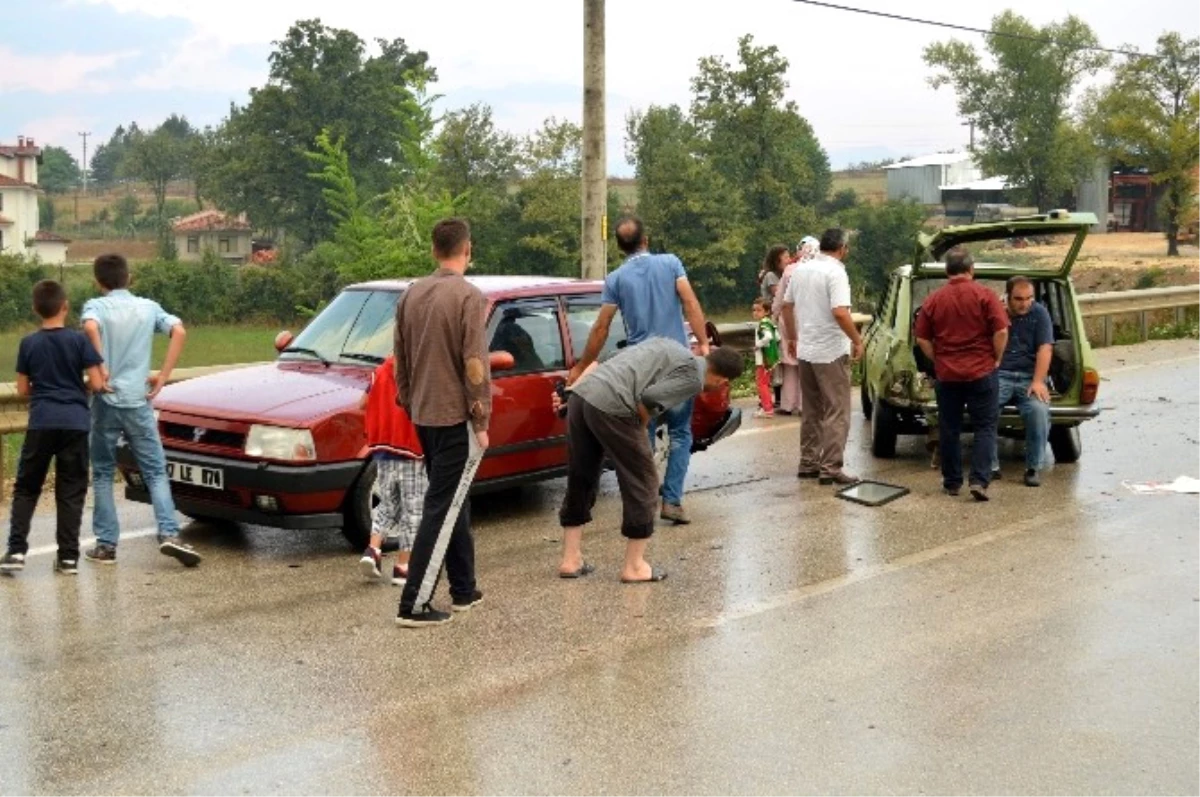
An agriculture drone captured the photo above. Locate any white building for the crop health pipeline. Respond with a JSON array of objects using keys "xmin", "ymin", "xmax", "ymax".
[
  {"xmin": 0, "ymin": 136, "xmax": 70, "ymax": 264},
  {"xmin": 883, "ymin": 152, "xmax": 981, "ymax": 205}
]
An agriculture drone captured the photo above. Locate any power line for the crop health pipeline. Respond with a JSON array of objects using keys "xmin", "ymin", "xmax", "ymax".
[{"xmin": 788, "ymin": 0, "xmax": 1163, "ymax": 60}]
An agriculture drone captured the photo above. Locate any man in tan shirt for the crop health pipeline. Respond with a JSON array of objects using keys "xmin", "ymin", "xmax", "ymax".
[{"xmin": 393, "ymin": 218, "xmax": 491, "ymax": 627}]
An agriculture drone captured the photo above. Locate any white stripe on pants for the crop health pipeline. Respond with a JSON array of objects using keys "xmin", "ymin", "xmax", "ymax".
[{"xmin": 413, "ymin": 432, "xmax": 483, "ymax": 609}]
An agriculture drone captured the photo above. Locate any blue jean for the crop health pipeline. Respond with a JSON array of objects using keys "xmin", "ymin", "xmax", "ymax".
[
  {"xmin": 990, "ymin": 370, "xmax": 1050, "ymax": 472},
  {"xmin": 91, "ymin": 401, "xmax": 179, "ymax": 546},
  {"xmin": 648, "ymin": 397, "xmax": 694, "ymax": 506},
  {"xmin": 935, "ymin": 372, "xmax": 999, "ymax": 490}
]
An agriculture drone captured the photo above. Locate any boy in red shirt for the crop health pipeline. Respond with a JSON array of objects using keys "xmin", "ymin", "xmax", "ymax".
[{"xmin": 358, "ymin": 356, "xmax": 426, "ymax": 585}]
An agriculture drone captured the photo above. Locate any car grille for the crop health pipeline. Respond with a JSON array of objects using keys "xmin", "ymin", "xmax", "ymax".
[
  {"xmin": 162, "ymin": 423, "xmax": 245, "ymax": 450},
  {"xmin": 169, "ymin": 482, "xmax": 243, "ymax": 506}
]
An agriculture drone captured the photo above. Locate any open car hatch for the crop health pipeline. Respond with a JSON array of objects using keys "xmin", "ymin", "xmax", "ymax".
[{"xmin": 913, "ymin": 210, "xmax": 1098, "ymax": 278}]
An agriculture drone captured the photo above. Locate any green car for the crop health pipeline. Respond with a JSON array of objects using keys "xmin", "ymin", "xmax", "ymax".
[{"xmin": 861, "ymin": 211, "xmax": 1102, "ymax": 463}]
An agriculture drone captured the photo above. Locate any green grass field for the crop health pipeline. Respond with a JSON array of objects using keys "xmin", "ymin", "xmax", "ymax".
[
  {"xmin": 0, "ymin": 324, "xmax": 282, "ymax": 377},
  {"xmin": 1, "ymin": 325, "xmax": 282, "ymax": 480}
]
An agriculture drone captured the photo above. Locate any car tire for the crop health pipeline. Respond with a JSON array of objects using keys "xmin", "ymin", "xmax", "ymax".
[
  {"xmin": 870, "ymin": 398, "xmax": 898, "ymax": 458},
  {"xmin": 342, "ymin": 459, "xmax": 377, "ymax": 550},
  {"xmin": 861, "ymin": 381, "xmax": 873, "ymax": 421},
  {"xmin": 1048, "ymin": 425, "xmax": 1082, "ymax": 464}
]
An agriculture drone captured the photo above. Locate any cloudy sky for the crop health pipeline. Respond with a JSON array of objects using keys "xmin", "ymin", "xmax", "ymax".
[{"xmin": 2, "ymin": 0, "xmax": 1196, "ymax": 175}]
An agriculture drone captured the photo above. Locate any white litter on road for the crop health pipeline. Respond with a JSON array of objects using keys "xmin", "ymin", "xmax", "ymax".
[{"xmin": 1121, "ymin": 476, "xmax": 1200, "ymax": 495}]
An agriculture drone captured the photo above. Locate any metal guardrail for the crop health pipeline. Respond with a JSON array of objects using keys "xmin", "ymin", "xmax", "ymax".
[
  {"xmin": 1077, "ymin": 285, "xmax": 1199, "ymax": 347},
  {"xmin": 715, "ymin": 313, "xmax": 873, "ymax": 354}
]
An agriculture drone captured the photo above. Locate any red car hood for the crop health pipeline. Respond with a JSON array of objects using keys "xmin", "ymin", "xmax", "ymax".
[{"xmin": 155, "ymin": 362, "xmax": 369, "ymax": 426}]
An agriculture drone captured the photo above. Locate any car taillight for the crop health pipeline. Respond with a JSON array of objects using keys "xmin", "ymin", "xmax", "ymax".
[{"xmin": 1081, "ymin": 368, "xmax": 1099, "ymax": 405}]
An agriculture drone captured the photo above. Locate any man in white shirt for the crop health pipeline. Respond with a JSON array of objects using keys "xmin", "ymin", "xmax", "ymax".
[{"xmin": 781, "ymin": 228, "xmax": 864, "ymax": 485}]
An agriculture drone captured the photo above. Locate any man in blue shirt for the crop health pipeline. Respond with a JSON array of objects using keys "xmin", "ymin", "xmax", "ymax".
[
  {"xmin": 81, "ymin": 254, "xmax": 200, "ymax": 567},
  {"xmin": 991, "ymin": 276, "xmax": 1054, "ymax": 487},
  {"xmin": 568, "ymin": 216, "xmax": 710, "ymax": 525}
]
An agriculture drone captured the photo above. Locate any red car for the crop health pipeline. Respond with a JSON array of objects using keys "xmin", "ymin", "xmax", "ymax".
[{"xmin": 118, "ymin": 277, "xmax": 742, "ymax": 548}]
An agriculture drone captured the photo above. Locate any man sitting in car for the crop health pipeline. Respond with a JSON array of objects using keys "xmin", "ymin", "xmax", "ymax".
[{"xmin": 990, "ymin": 276, "xmax": 1053, "ymax": 487}]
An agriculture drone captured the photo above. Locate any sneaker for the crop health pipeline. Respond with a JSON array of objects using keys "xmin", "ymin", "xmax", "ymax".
[
  {"xmin": 991, "ymin": 469, "xmax": 1003, "ymax": 481},
  {"xmin": 451, "ymin": 590, "xmax": 484, "ymax": 612},
  {"xmin": 1023, "ymin": 469, "xmax": 1041, "ymax": 487},
  {"xmin": 943, "ymin": 486, "xmax": 962, "ymax": 497},
  {"xmin": 0, "ymin": 552, "xmax": 25, "ymax": 572},
  {"xmin": 660, "ymin": 503, "xmax": 691, "ymax": 525},
  {"xmin": 85, "ymin": 544, "xmax": 117, "ymax": 564},
  {"xmin": 359, "ymin": 547, "xmax": 382, "ymax": 580},
  {"xmin": 796, "ymin": 470, "xmax": 820, "ymax": 480},
  {"xmin": 391, "ymin": 563, "xmax": 409, "ymax": 586},
  {"xmin": 159, "ymin": 539, "xmax": 202, "ymax": 567},
  {"xmin": 395, "ymin": 604, "xmax": 453, "ymax": 628},
  {"xmin": 969, "ymin": 484, "xmax": 990, "ymax": 502},
  {"xmin": 55, "ymin": 558, "xmax": 79, "ymax": 575},
  {"xmin": 819, "ymin": 471, "xmax": 860, "ymax": 486}
]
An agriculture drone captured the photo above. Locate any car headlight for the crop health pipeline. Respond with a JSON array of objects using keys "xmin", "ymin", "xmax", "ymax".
[{"xmin": 244, "ymin": 425, "xmax": 316, "ymax": 461}]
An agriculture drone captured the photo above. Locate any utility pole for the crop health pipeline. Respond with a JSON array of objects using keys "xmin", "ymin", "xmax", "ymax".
[
  {"xmin": 581, "ymin": 0, "xmax": 607, "ymax": 280},
  {"xmin": 962, "ymin": 120, "xmax": 975, "ymax": 149},
  {"xmin": 78, "ymin": 131, "xmax": 91, "ymax": 194}
]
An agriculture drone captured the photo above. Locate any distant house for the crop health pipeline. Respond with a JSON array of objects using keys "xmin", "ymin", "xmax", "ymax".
[
  {"xmin": 0, "ymin": 135, "xmax": 70, "ymax": 264},
  {"xmin": 883, "ymin": 152, "xmax": 981, "ymax": 205},
  {"xmin": 173, "ymin": 210, "xmax": 253, "ymax": 263},
  {"xmin": 940, "ymin": 176, "xmax": 1014, "ymax": 222}
]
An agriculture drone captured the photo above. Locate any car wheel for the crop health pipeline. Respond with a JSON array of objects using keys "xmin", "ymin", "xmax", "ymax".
[
  {"xmin": 341, "ymin": 459, "xmax": 377, "ymax": 550},
  {"xmin": 861, "ymin": 381, "xmax": 873, "ymax": 421},
  {"xmin": 870, "ymin": 398, "xmax": 898, "ymax": 458},
  {"xmin": 1048, "ymin": 425, "xmax": 1082, "ymax": 464}
]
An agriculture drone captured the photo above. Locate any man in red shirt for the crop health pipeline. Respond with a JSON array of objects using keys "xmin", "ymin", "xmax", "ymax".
[{"xmin": 915, "ymin": 247, "xmax": 1010, "ymax": 501}]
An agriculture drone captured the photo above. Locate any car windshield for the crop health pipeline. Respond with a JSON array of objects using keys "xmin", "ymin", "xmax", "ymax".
[{"xmin": 281, "ymin": 289, "xmax": 401, "ymax": 365}]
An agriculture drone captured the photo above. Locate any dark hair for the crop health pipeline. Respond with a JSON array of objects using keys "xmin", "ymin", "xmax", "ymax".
[
  {"xmin": 615, "ymin": 216, "xmax": 646, "ymax": 255},
  {"xmin": 94, "ymin": 253, "xmax": 130, "ymax": 290},
  {"xmin": 431, "ymin": 218, "xmax": 471, "ymax": 259},
  {"xmin": 763, "ymin": 245, "xmax": 790, "ymax": 276},
  {"xmin": 752, "ymin": 297, "xmax": 772, "ymax": 313},
  {"xmin": 819, "ymin": 228, "xmax": 848, "ymax": 253},
  {"xmin": 32, "ymin": 279, "xmax": 67, "ymax": 319},
  {"xmin": 705, "ymin": 347, "xmax": 745, "ymax": 380},
  {"xmin": 1006, "ymin": 275, "xmax": 1033, "ymax": 295},
  {"xmin": 945, "ymin": 246, "xmax": 974, "ymax": 276}
]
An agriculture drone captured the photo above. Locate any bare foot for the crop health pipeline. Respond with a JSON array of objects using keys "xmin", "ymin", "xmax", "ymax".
[{"xmin": 620, "ymin": 560, "xmax": 652, "ymax": 582}]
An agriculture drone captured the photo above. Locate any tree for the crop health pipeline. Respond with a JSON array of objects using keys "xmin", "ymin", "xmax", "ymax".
[
  {"xmin": 625, "ymin": 104, "xmax": 748, "ymax": 308},
  {"xmin": 924, "ymin": 11, "xmax": 1109, "ymax": 211},
  {"xmin": 38, "ymin": 146, "xmax": 81, "ymax": 193},
  {"xmin": 88, "ymin": 124, "xmax": 141, "ymax": 189},
  {"xmin": 432, "ymin": 103, "xmax": 522, "ymax": 270},
  {"xmin": 510, "ymin": 118, "xmax": 585, "ymax": 277},
  {"xmin": 38, "ymin": 194, "xmax": 56, "ymax": 230},
  {"xmin": 207, "ymin": 19, "xmax": 435, "ymax": 247},
  {"xmin": 122, "ymin": 127, "xmax": 187, "ymax": 257},
  {"xmin": 1087, "ymin": 33, "xmax": 1199, "ymax": 255},
  {"xmin": 689, "ymin": 35, "xmax": 830, "ymax": 300},
  {"xmin": 844, "ymin": 200, "xmax": 930, "ymax": 306}
]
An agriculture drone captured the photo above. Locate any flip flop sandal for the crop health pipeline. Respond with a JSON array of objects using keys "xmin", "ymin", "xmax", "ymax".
[
  {"xmin": 620, "ymin": 566, "xmax": 668, "ymax": 584},
  {"xmin": 559, "ymin": 562, "xmax": 596, "ymax": 579}
]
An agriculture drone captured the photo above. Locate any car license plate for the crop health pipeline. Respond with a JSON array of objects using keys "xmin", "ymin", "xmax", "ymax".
[{"xmin": 166, "ymin": 461, "xmax": 224, "ymax": 490}]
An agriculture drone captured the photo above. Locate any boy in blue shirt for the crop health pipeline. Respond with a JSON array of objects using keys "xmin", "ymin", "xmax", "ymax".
[
  {"xmin": 81, "ymin": 254, "xmax": 201, "ymax": 567},
  {"xmin": 1, "ymin": 281, "xmax": 105, "ymax": 575}
]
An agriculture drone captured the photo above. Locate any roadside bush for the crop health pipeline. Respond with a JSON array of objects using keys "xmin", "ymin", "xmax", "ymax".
[
  {"xmin": 233, "ymin": 265, "xmax": 301, "ymax": 324},
  {"xmin": 0, "ymin": 254, "xmax": 45, "ymax": 329}
]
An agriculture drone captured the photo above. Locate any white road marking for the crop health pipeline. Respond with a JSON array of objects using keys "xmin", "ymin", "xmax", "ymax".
[
  {"xmin": 24, "ymin": 527, "xmax": 160, "ymax": 559},
  {"xmin": 700, "ymin": 512, "xmax": 1053, "ymax": 629}
]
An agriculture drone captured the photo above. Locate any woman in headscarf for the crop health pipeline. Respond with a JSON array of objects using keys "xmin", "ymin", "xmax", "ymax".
[{"xmin": 771, "ymin": 236, "xmax": 818, "ymax": 415}]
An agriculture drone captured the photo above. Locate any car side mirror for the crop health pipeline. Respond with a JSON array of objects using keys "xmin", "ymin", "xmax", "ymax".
[
  {"xmin": 705, "ymin": 320, "xmax": 722, "ymax": 347},
  {"xmin": 489, "ymin": 350, "xmax": 515, "ymax": 372},
  {"xmin": 274, "ymin": 330, "xmax": 294, "ymax": 352}
]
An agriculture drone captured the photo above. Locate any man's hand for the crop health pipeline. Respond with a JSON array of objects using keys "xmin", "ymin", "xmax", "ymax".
[
  {"xmin": 475, "ymin": 430, "xmax": 489, "ymax": 451},
  {"xmin": 146, "ymin": 373, "xmax": 167, "ymax": 399},
  {"xmin": 697, "ymin": 341, "xmax": 711, "ymax": 357},
  {"xmin": 851, "ymin": 340, "xmax": 864, "ymax": 362},
  {"xmin": 1027, "ymin": 380, "xmax": 1051, "ymax": 403},
  {"xmin": 551, "ymin": 388, "xmax": 564, "ymax": 416},
  {"xmin": 94, "ymin": 365, "xmax": 114, "ymax": 393}
]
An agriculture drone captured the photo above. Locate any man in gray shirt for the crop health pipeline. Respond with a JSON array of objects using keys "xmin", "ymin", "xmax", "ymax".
[{"xmin": 553, "ymin": 338, "xmax": 743, "ymax": 583}]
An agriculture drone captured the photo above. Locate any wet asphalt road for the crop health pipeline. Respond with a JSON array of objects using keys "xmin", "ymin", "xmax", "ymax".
[{"xmin": 1, "ymin": 339, "xmax": 1197, "ymax": 795}]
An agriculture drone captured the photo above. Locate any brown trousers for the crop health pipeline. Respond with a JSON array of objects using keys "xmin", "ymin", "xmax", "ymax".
[
  {"xmin": 798, "ymin": 356, "xmax": 852, "ymax": 476},
  {"xmin": 559, "ymin": 397, "xmax": 659, "ymax": 539}
]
